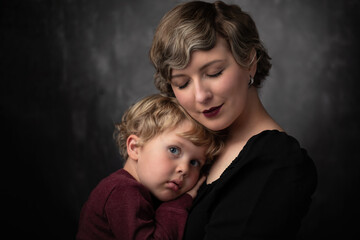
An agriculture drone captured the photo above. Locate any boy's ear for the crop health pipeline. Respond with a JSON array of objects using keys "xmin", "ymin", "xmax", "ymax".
[{"xmin": 127, "ymin": 134, "xmax": 140, "ymax": 161}]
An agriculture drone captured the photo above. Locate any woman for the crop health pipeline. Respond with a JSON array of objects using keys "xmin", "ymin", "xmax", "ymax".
[{"xmin": 150, "ymin": 1, "xmax": 317, "ymax": 239}]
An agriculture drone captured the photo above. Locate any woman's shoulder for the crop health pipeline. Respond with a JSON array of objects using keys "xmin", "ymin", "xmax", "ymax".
[
  {"xmin": 233, "ymin": 130, "xmax": 312, "ymax": 169},
  {"xmin": 216, "ymin": 130, "xmax": 316, "ymax": 189},
  {"xmin": 244, "ymin": 129, "xmax": 313, "ymax": 167},
  {"xmin": 250, "ymin": 130, "xmax": 303, "ymax": 153}
]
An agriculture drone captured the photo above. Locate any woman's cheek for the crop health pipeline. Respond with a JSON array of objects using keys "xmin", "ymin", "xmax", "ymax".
[{"xmin": 174, "ymin": 91, "xmax": 192, "ymax": 111}]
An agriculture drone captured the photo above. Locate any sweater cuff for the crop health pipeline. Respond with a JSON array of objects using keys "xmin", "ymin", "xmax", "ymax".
[{"xmin": 164, "ymin": 194, "xmax": 193, "ymax": 211}]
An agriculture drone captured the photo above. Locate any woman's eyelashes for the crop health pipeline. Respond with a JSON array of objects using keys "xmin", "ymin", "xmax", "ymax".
[
  {"xmin": 171, "ymin": 78, "xmax": 189, "ymax": 90},
  {"xmin": 178, "ymin": 81, "xmax": 189, "ymax": 89},
  {"xmin": 173, "ymin": 69, "xmax": 224, "ymax": 89},
  {"xmin": 207, "ymin": 69, "xmax": 223, "ymax": 78}
]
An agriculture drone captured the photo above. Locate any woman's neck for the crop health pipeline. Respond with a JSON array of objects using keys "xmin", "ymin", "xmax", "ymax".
[
  {"xmin": 227, "ymin": 88, "xmax": 283, "ymax": 145},
  {"xmin": 206, "ymin": 88, "xmax": 283, "ymax": 184}
]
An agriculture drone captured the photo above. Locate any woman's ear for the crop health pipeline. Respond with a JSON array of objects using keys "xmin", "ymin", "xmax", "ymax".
[{"xmin": 127, "ymin": 134, "xmax": 140, "ymax": 161}]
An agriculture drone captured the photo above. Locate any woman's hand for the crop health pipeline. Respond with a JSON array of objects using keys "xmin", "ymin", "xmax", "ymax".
[{"xmin": 187, "ymin": 176, "xmax": 206, "ymax": 199}]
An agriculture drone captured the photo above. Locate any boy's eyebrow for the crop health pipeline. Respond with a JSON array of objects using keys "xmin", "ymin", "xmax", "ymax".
[{"xmin": 171, "ymin": 59, "xmax": 224, "ymax": 79}]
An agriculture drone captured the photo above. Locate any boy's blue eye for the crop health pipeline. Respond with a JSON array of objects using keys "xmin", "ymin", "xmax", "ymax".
[
  {"xmin": 190, "ymin": 159, "xmax": 200, "ymax": 167},
  {"xmin": 169, "ymin": 147, "xmax": 180, "ymax": 155}
]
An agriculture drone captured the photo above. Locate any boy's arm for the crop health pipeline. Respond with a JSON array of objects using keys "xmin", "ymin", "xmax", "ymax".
[
  {"xmin": 153, "ymin": 194, "xmax": 193, "ymax": 239},
  {"xmin": 105, "ymin": 181, "xmax": 195, "ymax": 240},
  {"xmin": 151, "ymin": 176, "xmax": 205, "ymax": 239}
]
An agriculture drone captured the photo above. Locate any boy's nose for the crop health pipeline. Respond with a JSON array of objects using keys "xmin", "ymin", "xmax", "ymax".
[{"xmin": 176, "ymin": 162, "xmax": 189, "ymax": 176}]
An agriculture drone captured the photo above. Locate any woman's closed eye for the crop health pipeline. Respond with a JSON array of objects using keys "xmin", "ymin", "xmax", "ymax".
[
  {"xmin": 171, "ymin": 78, "xmax": 190, "ymax": 90},
  {"xmin": 207, "ymin": 69, "xmax": 223, "ymax": 78},
  {"xmin": 178, "ymin": 80, "xmax": 189, "ymax": 89}
]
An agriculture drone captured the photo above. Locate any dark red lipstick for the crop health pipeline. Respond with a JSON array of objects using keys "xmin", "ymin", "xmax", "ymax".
[{"xmin": 203, "ymin": 104, "xmax": 223, "ymax": 118}]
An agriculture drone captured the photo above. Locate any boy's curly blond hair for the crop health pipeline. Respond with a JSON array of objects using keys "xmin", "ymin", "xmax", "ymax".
[{"xmin": 114, "ymin": 94, "xmax": 223, "ymax": 165}]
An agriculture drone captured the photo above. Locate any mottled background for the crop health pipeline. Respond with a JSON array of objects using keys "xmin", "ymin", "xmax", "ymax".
[{"xmin": 2, "ymin": 0, "xmax": 359, "ymax": 239}]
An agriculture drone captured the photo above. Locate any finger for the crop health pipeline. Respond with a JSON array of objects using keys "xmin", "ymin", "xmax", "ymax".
[{"xmin": 194, "ymin": 176, "xmax": 206, "ymax": 189}]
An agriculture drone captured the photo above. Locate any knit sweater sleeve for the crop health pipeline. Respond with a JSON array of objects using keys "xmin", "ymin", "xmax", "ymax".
[{"xmin": 106, "ymin": 179, "xmax": 193, "ymax": 240}]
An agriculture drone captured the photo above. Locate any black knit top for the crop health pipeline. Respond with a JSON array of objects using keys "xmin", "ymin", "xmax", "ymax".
[{"xmin": 183, "ymin": 130, "xmax": 317, "ymax": 240}]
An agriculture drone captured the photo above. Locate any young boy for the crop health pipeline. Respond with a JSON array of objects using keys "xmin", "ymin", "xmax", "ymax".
[{"xmin": 76, "ymin": 94, "xmax": 222, "ymax": 240}]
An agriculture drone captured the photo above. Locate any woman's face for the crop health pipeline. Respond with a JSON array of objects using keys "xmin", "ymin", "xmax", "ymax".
[{"xmin": 171, "ymin": 37, "xmax": 255, "ymax": 131}]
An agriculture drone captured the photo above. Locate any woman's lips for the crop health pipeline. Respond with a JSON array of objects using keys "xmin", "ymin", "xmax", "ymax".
[{"xmin": 203, "ymin": 104, "xmax": 223, "ymax": 118}]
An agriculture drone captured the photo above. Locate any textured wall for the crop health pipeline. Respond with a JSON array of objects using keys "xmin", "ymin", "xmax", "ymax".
[{"xmin": 2, "ymin": 0, "xmax": 359, "ymax": 239}]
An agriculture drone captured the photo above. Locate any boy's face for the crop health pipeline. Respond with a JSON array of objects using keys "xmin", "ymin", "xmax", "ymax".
[{"xmin": 135, "ymin": 120, "xmax": 206, "ymax": 201}]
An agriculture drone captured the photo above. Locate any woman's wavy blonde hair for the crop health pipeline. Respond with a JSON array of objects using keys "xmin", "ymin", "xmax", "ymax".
[
  {"xmin": 114, "ymin": 94, "xmax": 223, "ymax": 165},
  {"xmin": 150, "ymin": 0, "xmax": 271, "ymax": 96}
]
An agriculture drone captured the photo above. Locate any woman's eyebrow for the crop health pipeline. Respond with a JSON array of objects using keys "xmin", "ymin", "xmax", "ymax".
[
  {"xmin": 171, "ymin": 59, "xmax": 224, "ymax": 79},
  {"xmin": 171, "ymin": 73, "xmax": 186, "ymax": 79},
  {"xmin": 199, "ymin": 59, "xmax": 223, "ymax": 71}
]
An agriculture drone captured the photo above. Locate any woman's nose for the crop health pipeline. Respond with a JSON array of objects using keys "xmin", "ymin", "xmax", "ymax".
[{"xmin": 194, "ymin": 81, "xmax": 212, "ymax": 104}]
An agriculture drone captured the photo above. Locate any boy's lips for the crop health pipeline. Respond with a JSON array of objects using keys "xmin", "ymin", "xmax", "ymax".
[
  {"xmin": 202, "ymin": 104, "xmax": 223, "ymax": 118},
  {"xmin": 167, "ymin": 179, "xmax": 183, "ymax": 192}
]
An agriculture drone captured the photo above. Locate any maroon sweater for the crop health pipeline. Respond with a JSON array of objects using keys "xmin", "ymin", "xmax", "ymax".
[{"xmin": 76, "ymin": 169, "xmax": 193, "ymax": 240}]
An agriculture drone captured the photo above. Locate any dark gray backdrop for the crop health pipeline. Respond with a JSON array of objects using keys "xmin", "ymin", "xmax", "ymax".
[{"xmin": 2, "ymin": 0, "xmax": 359, "ymax": 239}]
